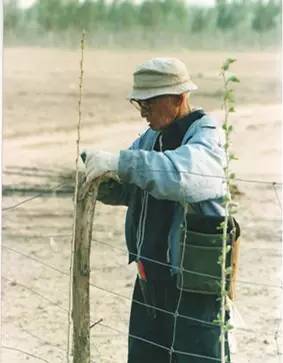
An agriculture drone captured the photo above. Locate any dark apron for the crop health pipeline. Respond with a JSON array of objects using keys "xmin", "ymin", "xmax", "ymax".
[{"xmin": 128, "ymin": 276, "xmax": 230, "ymax": 363}]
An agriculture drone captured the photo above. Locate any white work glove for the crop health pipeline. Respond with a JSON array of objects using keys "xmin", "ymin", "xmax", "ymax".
[{"xmin": 82, "ymin": 150, "xmax": 119, "ymax": 182}]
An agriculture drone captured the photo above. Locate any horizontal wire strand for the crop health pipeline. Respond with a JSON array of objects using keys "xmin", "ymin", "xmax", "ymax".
[
  {"xmin": 2, "ymin": 182, "xmax": 67, "ymax": 212},
  {"xmin": 3, "ymin": 238, "xmax": 283, "ymax": 290},
  {"xmin": 2, "ymin": 276, "xmax": 68, "ymax": 313},
  {"xmin": 2, "ymin": 240, "xmax": 282, "ymax": 356},
  {"xmin": 3, "ymin": 244, "xmax": 255, "ymax": 332},
  {"xmin": 19, "ymin": 324, "xmax": 66, "ymax": 354},
  {"xmin": 1, "ymin": 345, "xmax": 51, "ymax": 363},
  {"xmin": 92, "ymin": 238, "xmax": 283, "ymax": 290},
  {"xmin": 2, "ymin": 169, "xmax": 282, "ymax": 213}
]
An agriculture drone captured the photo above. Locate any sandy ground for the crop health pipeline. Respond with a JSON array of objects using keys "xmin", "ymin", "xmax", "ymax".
[{"xmin": 2, "ymin": 47, "xmax": 282, "ymax": 363}]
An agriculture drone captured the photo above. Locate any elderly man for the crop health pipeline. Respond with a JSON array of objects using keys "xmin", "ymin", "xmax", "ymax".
[{"xmin": 83, "ymin": 58, "xmax": 237, "ymax": 363}]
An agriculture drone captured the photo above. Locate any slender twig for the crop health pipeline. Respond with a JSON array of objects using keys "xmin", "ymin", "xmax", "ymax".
[
  {"xmin": 67, "ymin": 29, "xmax": 86, "ymax": 363},
  {"xmin": 90, "ymin": 318, "xmax": 103, "ymax": 329}
]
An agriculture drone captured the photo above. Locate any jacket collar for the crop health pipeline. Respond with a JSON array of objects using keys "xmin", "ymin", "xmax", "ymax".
[
  {"xmin": 162, "ymin": 108, "xmax": 205, "ymax": 134},
  {"xmin": 158, "ymin": 109, "xmax": 206, "ymax": 150}
]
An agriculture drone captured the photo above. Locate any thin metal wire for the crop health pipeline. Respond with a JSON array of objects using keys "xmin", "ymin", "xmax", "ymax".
[
  {"xmin": 3, "ymin": 273, "xmax": 280, "ymax": 361},
  {"xmin": 3, "ymin": 239, "xmax": 282, "ymax": 291},
  {"xmin": 19, "ymin": 324, "xmax": 66, "ymax": 354},
  {"xmin": 98, "ymin": 322, "xmax": 222, "ymax": 362},
  {"xmin": 1, "ymin": 251, "xmax": 256, "ymax": 334},
  {"xmin": 3, "ymin": 242, "xmax": 280, "ymax": 339},
  {"xmin": 272, "ymin": 182, "xmax": 282, "ymax": 212},
  {"xmin": 2, "ymin": 243, "xmax": 258, "ymax": 332},
  {"xmin": 132, "ymin": 167, "xmax": 282, "ymax": 186},
  {"xmin": 3, "ymin": 258, "xmax": 250, "ymax": 339},
  {"xmin": 3, "ymin": 245, "xmax": 69, "ymax": 276},
  {"xmin": 1, "ymin": 345, "xmax": 51, "ymax": 363},
  {"xmin": 2, "ymin": 276, "xmax": 67, "ymax": 313},
  {"xmin": 2, "ymin": 171, "xmax": 282, "ymax": 214},
  {"xmin": 2, "ymin": 182, "xmax": 66, "ymax": 212},
  {"xmin": 92, "ymin": 238, "xmax": 283, "ymax": 290},
  {"xmin": 88, "ymin": 280, "xmax": 224, "ymax": 329},
  {"xmin": 169, "ymin": 203, "xmax": 188, "ymax": 363}
]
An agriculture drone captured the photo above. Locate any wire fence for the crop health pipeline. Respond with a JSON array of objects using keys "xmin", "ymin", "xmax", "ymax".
[
  {"xmin": 1, "ymin": 234, "xmax": 281, "ymax": 356},
  {"xmin": 2, "ymin": 173, "xmax": 282, "ymax": 363},
  {"xmin": 2, "ymin": 169, "xmax": 282, "ymax": 213},
  {"xmin": 0, "ymin": 253, "xmax": 278, "ymax": 337}
]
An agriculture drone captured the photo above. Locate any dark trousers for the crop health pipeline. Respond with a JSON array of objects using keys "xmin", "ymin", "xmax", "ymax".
[{"xmin": 128, "ymin": 277, "xmax": 230, "ymax": 363}]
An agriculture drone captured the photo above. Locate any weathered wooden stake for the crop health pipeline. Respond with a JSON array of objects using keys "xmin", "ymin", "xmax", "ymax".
[{"xmin": 72, "ymin": 175, "xmax": 100, "ymax": 363}]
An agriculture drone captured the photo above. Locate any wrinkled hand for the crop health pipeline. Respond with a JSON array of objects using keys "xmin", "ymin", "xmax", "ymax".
[{"xmin": 82, "ymin": 150, "xmax": 119, "ymax": 182}]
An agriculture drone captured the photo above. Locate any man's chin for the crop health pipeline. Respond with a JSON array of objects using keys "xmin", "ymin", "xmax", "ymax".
[
  {"xmin": 148, "ymin": 123, "xmax": 159, "ymax": 131},
  {"xmin": 146, "ymin": 118, "xmax": 161, "ymax": 131}
]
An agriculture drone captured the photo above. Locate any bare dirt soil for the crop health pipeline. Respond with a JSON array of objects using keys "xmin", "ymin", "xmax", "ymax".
[{"xmin": 2, "ymin": 47, "xmax": 282, "ymax": 363}]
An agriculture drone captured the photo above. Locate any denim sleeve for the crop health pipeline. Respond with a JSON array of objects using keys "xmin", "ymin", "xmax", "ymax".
[{"xmin": 118, "ymin": 126, "xmax": 226, "ymax": 204}]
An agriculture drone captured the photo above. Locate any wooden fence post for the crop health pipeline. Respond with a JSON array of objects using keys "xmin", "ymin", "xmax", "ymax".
[{"xmin": 72, "ymin": 175, "xmax": 100, "ymax": 363}]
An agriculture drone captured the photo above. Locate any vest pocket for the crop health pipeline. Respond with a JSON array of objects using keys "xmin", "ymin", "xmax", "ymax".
[{"xmin": 177, "ymin": 230, "xmax": 232, "ymax": 295}]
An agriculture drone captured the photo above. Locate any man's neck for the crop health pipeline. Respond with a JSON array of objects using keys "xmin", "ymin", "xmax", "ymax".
[{"xmin": 175, "ymin": 102, "xmax": 191, "ymax": 120}]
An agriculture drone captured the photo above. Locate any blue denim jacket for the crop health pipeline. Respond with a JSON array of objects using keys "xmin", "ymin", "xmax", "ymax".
[{"xmin": 99, "ymin": 114, "xmax": 226, "ymax": 274}]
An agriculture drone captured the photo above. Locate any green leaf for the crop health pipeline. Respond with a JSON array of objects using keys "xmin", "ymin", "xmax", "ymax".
[
  {"xmin": 222, "ymin": 58, "xmax": 236, "ymax": 71},
  {"xmin": 229, "ymin": 153, "xmax": 238, "ymax": 161},
  {"xmin": 221, "ymin": 323, "xmax": 234, "ymax": 333},
  {"xmin": 225, "ymin": 267, "xmax": 232, "ymax": 275},
  {"xmin": 217, "ymin": 222, "xmax": 225, "ymax": 231},
  {"xmin": 213, "ymin": 318, "xmax": 221, "ymax": 325},
  {"xmin": 223, "ymin": 195, "xmax": 230, "ymax": 203},
  {"xmin": 227, "ymin": 74, "xmax": 240, "ymax": 83},
  {"xmin": 225, "ymin": 93, "xmax": 235, "ymax": 103},
  {"xmin": 224, "ymin": 89, "xmax": 233, "ymax": 101},
  {"xmin": 229, "ymin": 106, "xmax": 236, "ymax": 112},
  {"xmin": 226, "ymin": 245, "xmax": 232, "ymax": 253}
]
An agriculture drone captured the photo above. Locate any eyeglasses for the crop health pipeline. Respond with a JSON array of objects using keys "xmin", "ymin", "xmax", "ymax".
[{"xmin": 130, "ymin": 95, "xmax": 164, "ymax": 112}]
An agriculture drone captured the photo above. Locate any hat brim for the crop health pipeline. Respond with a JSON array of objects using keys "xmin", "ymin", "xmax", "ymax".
[{"xmin": 127, "ymin": 81, "xmax": 198, "ymax": 101}]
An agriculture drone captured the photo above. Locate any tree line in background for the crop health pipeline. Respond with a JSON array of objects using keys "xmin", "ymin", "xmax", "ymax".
[{"xmin": 4, "ymin": 0, "xmax": 282, "ymax": 49}]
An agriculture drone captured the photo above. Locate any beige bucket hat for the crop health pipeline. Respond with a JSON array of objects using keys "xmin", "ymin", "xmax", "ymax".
[{"xmin": 128, "ymin": 57, "xmax": 198, "ymax": 101}]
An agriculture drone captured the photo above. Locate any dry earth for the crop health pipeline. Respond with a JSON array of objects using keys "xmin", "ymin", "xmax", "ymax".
[{"xmin": 2, "ymin": 47, "xmax": 282, "ymax": 363}]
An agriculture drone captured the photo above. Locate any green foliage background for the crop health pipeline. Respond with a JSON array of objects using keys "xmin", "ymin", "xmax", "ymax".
[{"xmin": 4, "ymin": 0, "xmax": 282, "ymax": 49}]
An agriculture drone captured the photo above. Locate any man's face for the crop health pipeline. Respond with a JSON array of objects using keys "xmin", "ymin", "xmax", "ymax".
[{"xmin": 132, "ymin": 95, "xmax": 181, "ymax": 131}]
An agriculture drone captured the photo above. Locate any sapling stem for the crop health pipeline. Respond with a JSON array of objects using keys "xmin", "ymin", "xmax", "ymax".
[{"xmin": 220, "ymin": 58, "xmax": 239, "ymax": 363}]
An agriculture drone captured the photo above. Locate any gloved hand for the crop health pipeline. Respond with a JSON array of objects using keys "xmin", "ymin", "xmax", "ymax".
[{"xmin": 81, "ymin": 150, "xmax": 119, "ymax": 182}]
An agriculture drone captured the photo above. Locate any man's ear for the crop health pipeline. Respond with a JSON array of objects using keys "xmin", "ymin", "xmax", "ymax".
[{"xmin": 177, "ymin": 93, "xmax": 186, "ymax": 106}]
